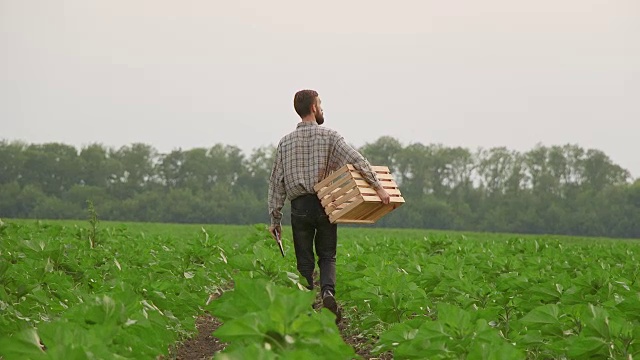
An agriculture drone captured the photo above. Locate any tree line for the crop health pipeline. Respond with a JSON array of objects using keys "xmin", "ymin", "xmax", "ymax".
[{"xmin": 0, "ymin": 138, "xmax": 638, "ymax": 238}]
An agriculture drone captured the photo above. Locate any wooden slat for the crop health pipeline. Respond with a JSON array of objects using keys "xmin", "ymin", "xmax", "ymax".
[
  {"xmin": 390, "ymin": 196, "xmax": 405, "ymax": 203},
  {"xmin": 379, "ymin": 202, "xmax": 404, "ymax": 220},
  {"xmin": 321, "ymin": 183, "xmax": 358, "ymax": 206},
  {"xmin": 360, "ymin": 205, "xmax": 391, "ymax": 222},
  {"xmin": 354, "ymin": 179, "xmax": 399, "ymax": 189},
  {"xmin": 319, "ymin": 187, "xmax": 343, "ymax": 203},
  {"xmin": 317, "ymin": 176, "xmax": 354, "ymax": 198},
  {"xmin": 345, "ymin": 164, "xmax": 390, "ymax": 173},
  {"xmin": 314, "ymin": 164, "xmax": 350, "ymax": 192},
  {"xmin": 369, "ymin": 173, "xmax": 395, "ymax": 180},
  {"xmin": 345, "ymin": 164, "xmax": 392, "ymax": 174},
  {"xmin": 316, "ymin": 177, "xmax": 349, "ymax": 198},
  {"xmin": 367, "ymin": 195, "xmax": 401, "ymax": 203},
  {"xmin": 359, "ymin": 188, "xmax": 402, "ymax": 196},
  {"xmin": 352, "ymin": 179, "xmax": 373, "ymax": 188},
  {"xmin": 320, "ymin": 165, "xmax": 398, "ymax": 189},
  {"xmin": 367, "ymin": 207, "xmax": 394, "ymax": 222},
  {"xmin": 376, "ymin": 173, "xmax": 396, "ymax": 180},
  {"xmin": 322, "ymin": 182, "xmax": 360, "ymax": 206},
  {"xmin": 378, "ymin": 178, "xmax": 399, "ymax": 185},
  {"xmin": 329, "ymin": 196, "xmax": 364, "ymax": 223},
  {"xmin": 350, "ymin": 172, "xmax": 395, "ymax": 181},
  {"xmin": 371, "ymin": 165, "xmax": 390, "ymax": 172},
  {"xmin": 315, "ymin": 164, "xmax": 391, "ymax": 186},
  {"xmin": 354, "ymin": 204, "xmax": 383, "ymax": 220},
  {"xmin": 335, "ymin": 199, "xmax": 405, "ymax": 223},
  {"xmin": 349, "ymin": 203, "xmax": 377, "ymax": 219},
  {"xmin": 334, "ymin": 219, "xmax": 375, "ymax": 224},
  {"xmin": 330, "ymin": 188, "xmax": 360, "ymax": 209}
]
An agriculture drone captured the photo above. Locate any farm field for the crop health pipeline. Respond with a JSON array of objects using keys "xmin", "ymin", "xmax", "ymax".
[{"xmin": 1, "ymin": 219, "xmax": 639, "ymax": 359}]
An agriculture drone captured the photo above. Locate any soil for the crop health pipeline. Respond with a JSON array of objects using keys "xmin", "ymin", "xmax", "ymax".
[
  {"xmin": 171, "ymin": 277, "xmax": 393, "ymax": 359},
  {"xmin": 169, "ymin": 312, "xmax": 227, "ymax": 360}
]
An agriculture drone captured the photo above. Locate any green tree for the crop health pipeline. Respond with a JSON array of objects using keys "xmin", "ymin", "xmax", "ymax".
[
  {"xmin": 157, "ymin": 149, "xmax": 186, "ymax": 188},
  {"xmin": 359, "ymin": 136, "xmax": 404, "ymax": 174},
  {"xmin": 109, "ymin": 143, "xmax": 158, "ymax": 199},
  {"xmin": 1, "ymin": 138, "xmax": 637, "ymax": 238},
  {"xmin": 20, "ymin": 143, "xmax": 80, "ymax": 196},
  {"xmin": 581, "ymin": 149, "xmax": 630, "ymax": 192},
  {"xmin": 78, "ymin": 143, "xmax": 120, "ymax": 187},
  {"xmin": 0, "ymin": 141, "xmax": 27, "ymax": 185},
  {"xmin": 236, "ymin": 145, "xmax": 275, "ymax": 199}
]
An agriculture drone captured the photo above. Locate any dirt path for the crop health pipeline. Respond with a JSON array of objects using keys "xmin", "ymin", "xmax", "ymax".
[
  {"xmin": 170, "ymin": 296, "xmax": 392, "ymax": 360},
  {"xmin": 170, "ymin": 313, "xmax": 227, "ymax": 360}
]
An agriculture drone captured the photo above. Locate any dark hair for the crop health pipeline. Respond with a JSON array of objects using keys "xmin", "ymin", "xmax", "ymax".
[{"xmin": 293, "ymin": 90, "xmax": 318, "ymax": 118}]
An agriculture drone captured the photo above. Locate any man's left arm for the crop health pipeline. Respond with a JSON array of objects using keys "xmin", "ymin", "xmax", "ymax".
[
  {"xmin": 330, "ymin": 135, "xmax": 391, "ymax": 204},
  {"xmin": 332, "ymin": 136, "xmax": 382, "ymax": 190}
]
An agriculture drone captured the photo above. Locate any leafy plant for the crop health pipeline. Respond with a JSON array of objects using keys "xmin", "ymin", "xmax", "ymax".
[
  {"xmin": 86, "ymin": 200, "xmax": 99, "ymax": 249},
  {"xmin": 209, "ymin": 276, "xmax": 355, "ymax": 359}
]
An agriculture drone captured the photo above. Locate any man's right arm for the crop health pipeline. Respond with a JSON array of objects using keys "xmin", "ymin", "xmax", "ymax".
[{"xmin": 268, "ymin": 145, "xmax": 286, "ymax": 230}]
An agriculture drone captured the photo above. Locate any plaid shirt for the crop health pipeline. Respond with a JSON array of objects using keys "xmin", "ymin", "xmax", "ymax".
[{"xmin": 268, "ymin": 121, "xmax": 382, "ymax": 226}]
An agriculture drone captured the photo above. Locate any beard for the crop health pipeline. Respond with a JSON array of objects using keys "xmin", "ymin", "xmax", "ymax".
[{"xmin": 315, "ymin": 110, "xmax": 325, "ymax": 125}]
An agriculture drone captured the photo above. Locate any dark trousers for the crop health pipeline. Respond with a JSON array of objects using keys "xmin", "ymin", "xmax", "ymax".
[{"xmin": 290, "ymin": 194, "xmax": 337, "ymax": 295}]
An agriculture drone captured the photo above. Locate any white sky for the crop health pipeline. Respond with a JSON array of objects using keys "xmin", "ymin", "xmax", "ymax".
[{"xmin": 1, "ymin": 0, "xmax": 639, "ymax": 178}]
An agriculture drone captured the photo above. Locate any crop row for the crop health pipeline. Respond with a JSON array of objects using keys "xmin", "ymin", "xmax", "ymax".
[{"xmin": 1, "ymin": 220, "xmax": 639, "ymax": 359}]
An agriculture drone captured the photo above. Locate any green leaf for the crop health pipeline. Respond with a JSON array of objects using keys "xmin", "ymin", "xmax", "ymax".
[
  {"xmin": 0, "ymin": 260, "xmax": 11, "ymax": 279},
  {"xmin": 214, "ymin": 312, "xmax": 271, "ymax": 344},
  {"xmin": 528, "ymin": 284, "xmax": 561, "ymax": 302},
  {"xmin": 418, "ymin": 321, "xmax": 452, "ymax": 343},
  {"xmin": 394, "ymin": 339, "xmax": 448, "ymax": 359},
  {"xmin": 375, "ymin": 318, "xmax": 424, "ymax": 353},
  {"xmin": 520, "ymin": 304, "xmax": 561, "ymax": 325},
  {"xmin": 615, "ymin": 296, "xmax": 640, "ymax": 321},
  {"xmin": 268, "ymin": 286, "xmax": 315, "ymax": 328},
  {"xmin": 566, "ymin": 337, "xmax": 608, "ymax": 358},
  {"xmin": 471, "ymin": 319, "xmax": 503, "ymax": 344},
  {"xmin": 210, "ymin": 277, "xmax": 270, "ymax": 321},
  {"xmin": 437, "ymin": 303, "xmax": 472, "ymax": 332},
  {"xmin": 0, "ymin": 328, "xmax": 47, "ymax": 360},
  {"xmin": 214, "ymin": 342, "xmax": 278, "ymax": 360},
  {"xmin": 582, "ymin": 305, "xmax": 611, "ymax": 340},
  {"xmin": 514, "ymin": 330, "xmax": 545, "ymax": 346},
  {"xmin": 467, "ymin": 340, "xmax": 526, "ymax": 360}
]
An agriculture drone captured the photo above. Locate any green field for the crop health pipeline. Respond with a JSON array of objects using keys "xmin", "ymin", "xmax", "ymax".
[{"xmin": 1, "ymin": 219, "xmax": 639, "ymax": 359}]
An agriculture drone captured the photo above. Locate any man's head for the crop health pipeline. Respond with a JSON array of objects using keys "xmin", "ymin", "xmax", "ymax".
[{"xmin": 293, "ymin": 89, "xmax": 324, "ymax": 125}]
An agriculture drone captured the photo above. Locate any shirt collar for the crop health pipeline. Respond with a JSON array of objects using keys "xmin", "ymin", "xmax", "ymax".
[{"xmin": 297, "ymin": 121, "xmax": 318, "ymax": 128}]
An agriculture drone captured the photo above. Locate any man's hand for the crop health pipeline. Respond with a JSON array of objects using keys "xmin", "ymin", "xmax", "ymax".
[
  {"xmin": 269, "ymin": 224, "xmax": 282, "ymax": 241},
  {"xmin": 376, "ymin": 187, "xmax": 391, "ymax": 204}
]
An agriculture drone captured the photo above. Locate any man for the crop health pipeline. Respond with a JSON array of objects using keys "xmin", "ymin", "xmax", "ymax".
[{"xmin": 268, "ymin": 89, "xmax": 390, "ymax": 320}]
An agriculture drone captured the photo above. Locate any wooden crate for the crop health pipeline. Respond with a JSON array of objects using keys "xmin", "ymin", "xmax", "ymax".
[{"xmin": 313, "ymin": 164, "xmax": 405, "ymax": 224}]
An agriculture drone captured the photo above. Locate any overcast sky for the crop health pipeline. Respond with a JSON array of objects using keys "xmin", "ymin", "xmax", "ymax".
[{"xmin": 1, "ymin": 0, "xmax": 639, "ymax": 178}]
